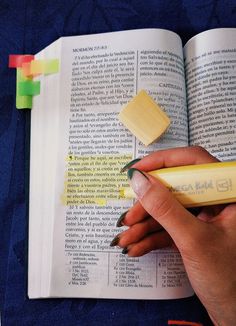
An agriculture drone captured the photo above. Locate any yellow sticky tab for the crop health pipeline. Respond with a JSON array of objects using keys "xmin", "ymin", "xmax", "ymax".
[
  {"xmin": 16, "ymin": 95, "xmax": 32, "ymax": 109},
  {"xmin": 43, "ymin": 59, "xmax": 59, "ymax": 74},
  {"xmin": 29, "ymin": 59, "xmax": 60, "ymax": 75},
  {"xmin": 30, "ymin": 60, "xmax": 44, "ymax": 74},
  {"xmin": 118, "ymin": 90, "xmax": 170, "ymax": 146}
]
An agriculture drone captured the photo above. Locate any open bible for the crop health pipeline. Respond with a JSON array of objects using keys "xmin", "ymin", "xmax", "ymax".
[{"xmin": 28, "ymin": 28, "xmax": 236, "ymax": 299}]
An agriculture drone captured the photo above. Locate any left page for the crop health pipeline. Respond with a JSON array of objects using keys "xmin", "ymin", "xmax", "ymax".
[
  {"xmin": 28, "ymin": 39, "xmax": 62, "ymax": 298},
  {"xmin": 29, "ymin": 29, "xmax": 192, "ymax": 299}
]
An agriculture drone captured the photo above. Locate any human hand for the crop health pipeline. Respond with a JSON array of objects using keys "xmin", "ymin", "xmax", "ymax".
[{"xmin": 112, "ymin": 146, "xmax": 236, "ymax": 325}]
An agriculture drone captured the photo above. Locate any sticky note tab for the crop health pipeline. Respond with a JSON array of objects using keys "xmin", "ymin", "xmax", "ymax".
[
  {"xmin": 30, "ymin": 59, "xmax": 60, "ymax": 75},
  {"xmin": 9, "ymin": 54, "xmax": 34, "ymax": 68},
  {"xmin": 21, "ymin": 58, "xmax": 60, "ymax": 77},
  {"xmin": 17, "ymin": 67, "xmax": 32, "ymax": 82},
  {"xmin": 10, "ymin": 57, "xmax": 59, "ymax": 110},
  {"xmin": 21, "ymin": 62, "xmax": 38, "ymax": 78},
  {"xmin": 30, "ymin": 60, "xmax": 44, "ymax": 74},
  {"xmin": 16, "ymin": 68, "xmax": 33, "ymax": 109},
  {"xmin": 16, "ymin": 95, "xmax": 32, "ymax": 109},
  {"xmin": 118, "ymin": 90, "xmax": 171, "ymax": 146},
  {"xmin": 18, "ymin": 80, "xmax": 40, "ymax": 96},
  {"xmin": 43, "ymin": 59, "xmax": 60, "ymax": 74}
]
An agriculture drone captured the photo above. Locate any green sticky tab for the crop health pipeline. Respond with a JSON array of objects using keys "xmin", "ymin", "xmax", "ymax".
[
  {"xmin": 44, "ymin": 59, "xmax": 60, "ymax": 74},
  {"xmin": 18, "ymin": 80, "xmax": 40, "ymax": 96},
  {"xmin": 16, "ymin": 68, "xmax": 33, "ymax": 109},
  {"xmin": 16, "ymin": 95, "xmax": 32, "ymax": 109}
]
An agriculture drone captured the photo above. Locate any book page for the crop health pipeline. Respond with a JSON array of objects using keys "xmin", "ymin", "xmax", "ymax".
[
  {"xmin": 184, "ymin": 28, "xmax": 236, "ymax": 160},
  {"xmin": 30, "ymin": 29, "xmax": 192, "ymax": 299}
]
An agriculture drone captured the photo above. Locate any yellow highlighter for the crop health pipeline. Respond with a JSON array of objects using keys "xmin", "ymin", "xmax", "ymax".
[{"xmin": 120, "ymin": 161, "xmax": 236, "ymax": 207}]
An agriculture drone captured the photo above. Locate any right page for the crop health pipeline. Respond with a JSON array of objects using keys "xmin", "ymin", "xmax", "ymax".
[{"xmin": 184, "ymin": 28, "xmax": 236, "ymax": 161}]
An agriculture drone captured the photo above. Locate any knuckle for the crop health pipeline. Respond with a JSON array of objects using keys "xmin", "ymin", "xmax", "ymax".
[
  {"xmin": 190, "ymin": 146, "xmax": 218, "ymax": 163},
  {"xmin": 129, "ymin": 223, "xmax": 144, "ymax": 239},
  {"xmin": 192, "ymin": 145, "xmax": 207, "ymax": 155}
]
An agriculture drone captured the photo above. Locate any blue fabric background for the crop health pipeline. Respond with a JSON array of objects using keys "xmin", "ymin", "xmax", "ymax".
[{"xmin": 1, "ymin": 1, "xmax": 236, "ymax": 325}]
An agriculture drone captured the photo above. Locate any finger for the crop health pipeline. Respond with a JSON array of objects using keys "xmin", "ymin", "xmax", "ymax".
[
  {"xmin": 129, "ymin": 169, "xmax": 203, "ymax": 248},
  {"xmin": 197, "ymin": 205, "xmax": 226, "ymax": 222},
  {"xmin": 127, "ymin": 146, "xmax": 218, "ymax": 172},
  {"xmin": 117, "ymin": 201, "xmax": 149, "ymax": 227},
  {"xmin": 215, "ymin": 203, "xmax": 236, "ymax": 228},
  {"xmin": 119, "ymin": 200, "xmax": 163, "ymax": 230},
  {"xmin": 118, "ymin": 217, "xmax": 164, "ymax": 248},
  {"xmin": 126, "ymin": 231, "xmax": 172, "ymax": 257}
]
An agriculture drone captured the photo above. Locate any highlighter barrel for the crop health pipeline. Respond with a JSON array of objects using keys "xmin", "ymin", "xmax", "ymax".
[{"xmin": 120, "ymin": 161, "xmax": 236, "ymax": 207}]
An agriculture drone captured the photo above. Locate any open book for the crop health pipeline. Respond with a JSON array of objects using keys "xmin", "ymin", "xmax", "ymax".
[{"xmin": 28, "ymin": 28, "xmax": 236, "ymax": 299}]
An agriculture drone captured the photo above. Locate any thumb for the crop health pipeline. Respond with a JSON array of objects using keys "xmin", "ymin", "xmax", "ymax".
[{"xmin": 128, "ymin": 168, "xmax": 202, "ymax": 247}]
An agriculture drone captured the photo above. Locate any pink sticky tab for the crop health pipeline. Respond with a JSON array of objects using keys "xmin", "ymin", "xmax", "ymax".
[{"xmin": 9, "ymin": 54, "xmax": 34, "ymax": 68}]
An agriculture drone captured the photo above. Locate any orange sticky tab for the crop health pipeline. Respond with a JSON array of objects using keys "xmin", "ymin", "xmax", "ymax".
[
  {"xmin": 9, "ymin": 54, "xmax": 34, "ymax": 68},
  {"xmin": 22, "ymin": 62, "xmax": 32, "ymax": 77},
  {"xmin": 22, "ymin": 62, "xmax": 40, "ymax": 78}
]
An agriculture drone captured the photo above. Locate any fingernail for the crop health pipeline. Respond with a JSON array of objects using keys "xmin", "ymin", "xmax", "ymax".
[
  {"xmin": 127, "ymin": 168, "xmax": 151, "ymax": 198},
  {"xmin": 127, "ymin": 168, "xmax": 148, "ymax": 180},
  {"xmin": 110, "ymin": 235, "xmax": 120, "ymax": 247},
  {"xmin": 116, "ymin": 211, "xmax": 128, "ymax": 227},
  {"xmin": 120, "ymin": 158, "xmax": 141, "ymax": 172},
  {"xmin": 122, "ymin": 248, "xmax": 129, "ymax": 255}
]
